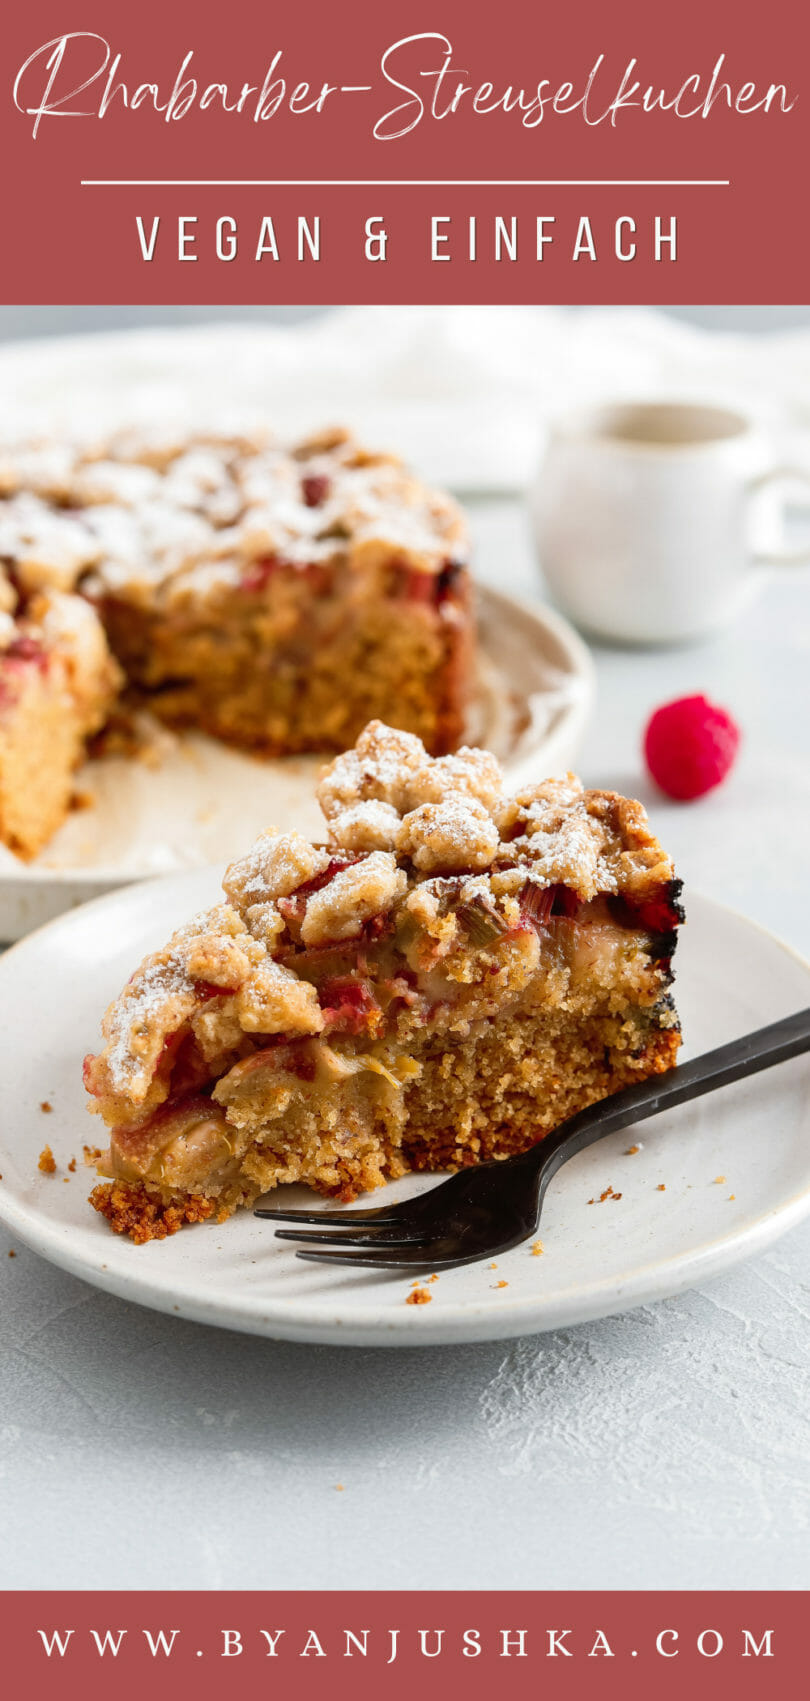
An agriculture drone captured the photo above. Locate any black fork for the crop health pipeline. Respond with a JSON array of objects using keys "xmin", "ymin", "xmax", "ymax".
[{"xmin": 255, "ymin": 1009, "xmax": 810, "ymax": 1271}]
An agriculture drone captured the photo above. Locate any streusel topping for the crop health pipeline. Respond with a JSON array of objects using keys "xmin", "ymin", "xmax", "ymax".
[
  {"xmin": 86, "ymin": 720, "xmax": 676, "ymax": 1114},
  {"xmin": 300, "ymin": 852, "xmax": 407, "ymax": 945},
  {"xmin": 223, "ymin": 831, "xmax": 330, "ymax": 911},
  {"xmin": 0, "ymin": 428, "xmax": 467, "ymax": 607}
]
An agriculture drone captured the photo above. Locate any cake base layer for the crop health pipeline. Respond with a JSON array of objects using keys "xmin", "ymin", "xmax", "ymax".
[
  {"xmin": 89, "ymin": 1184, "xmax": 219, "ymax": 1245},
  {"xmin": 402, "ymin": 1010, "xmax": 680, "ymax": 1172},
  {"xmin": 96, "ymin": 559, "xmax": 472, "ymax": 758},
  {"xmin": 89, "ymin": 999, "xmax": 680, "ymax": 1241},
  {"xmin": 0, "ymin": 667, "xmax": 89, "ymax": 859}
]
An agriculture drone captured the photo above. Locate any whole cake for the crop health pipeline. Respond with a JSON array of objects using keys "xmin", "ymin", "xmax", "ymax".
[
  {"xmin": 0, "ymin": 428, "xmax": 473, "ymax": 858},
  {"xmin": 85, "ymin": 720, "xmax": 684, "ymax": 1242}
]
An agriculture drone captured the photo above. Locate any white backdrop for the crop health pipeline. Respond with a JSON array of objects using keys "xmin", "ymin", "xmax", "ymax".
[{"xmin": 4, "ymin": 305, "xmax": 810, "ymax": 495}]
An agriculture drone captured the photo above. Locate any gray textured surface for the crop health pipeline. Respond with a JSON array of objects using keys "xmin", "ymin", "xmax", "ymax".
[
  {"xmin": 2, "ymin": 1239, "xmax": 808, "ymax": 1590},
  {"xmin": 1, "ymin": 494, "xmax": 809, "ymax": 1590}
]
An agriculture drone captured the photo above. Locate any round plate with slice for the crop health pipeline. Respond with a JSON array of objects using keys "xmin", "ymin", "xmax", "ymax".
[{"xmin": 0, "ymin": 879, "xmax": 808, "ymax": 1346}]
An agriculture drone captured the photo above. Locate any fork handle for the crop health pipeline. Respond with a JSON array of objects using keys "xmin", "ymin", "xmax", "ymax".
[{"xmin": 527, "ymin": 1006, "xmax": 810, "ymax": 1184}]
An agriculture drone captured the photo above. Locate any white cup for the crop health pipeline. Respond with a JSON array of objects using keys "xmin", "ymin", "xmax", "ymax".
[{"xmin": 531, "ymin": 399, "xmax": 810, "ymax": 644}]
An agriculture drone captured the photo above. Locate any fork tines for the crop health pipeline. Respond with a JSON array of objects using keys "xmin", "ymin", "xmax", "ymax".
[
  {"xmin": 273, "ymin": 1228, "xmax": 430, "ymax": 1249},
  {"xmin": 255, "ymin": 1206, "xmax": 405, "ymax": 1227}
]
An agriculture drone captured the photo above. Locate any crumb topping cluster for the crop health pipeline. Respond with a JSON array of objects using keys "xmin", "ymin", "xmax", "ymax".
[
  {"xmin": 0, "ymin": 427, "xmax": 466, "ymax": 611},
  {"xmin": 85, "ymin": 720, "xmax": 676, "ymax": 1112},
  {"xmin": 316, "ymin": 720, "xmax": 670, "ymax": 892}
]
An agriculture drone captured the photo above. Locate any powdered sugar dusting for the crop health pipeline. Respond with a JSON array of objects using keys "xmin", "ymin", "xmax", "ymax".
[
  {"xmin": 317, "ymin": 721, "xmax": 428, "ymax": 818},
  {"xmin": 101, "ymin": 941, "xmax": 196, "ymax": 1100},
  {"xmin": 397, "ymin": 794, "xmax": 500, "ymax": 873},
  {"xmin": 300, "ymin": 851, "xmax": 406, "ymax": 945},
  {"xmin": 317, "ymin": 722, "xmax": 666, "ymax": 893},
  {"xmin": 0, "ymin": 493, "xmax": 102, "ymax": 591},
  {"xmin": 98, "ymin": 907, "xmax": 257, "ymax": 1099},
  {"xmin": 522, "ymin": 812, "xmax": 613, "ymax": 897},
  {"xmin": 224, "ymin": 832, "xmax": 330, "ymax": 912},
  {"xmin": 328, "ymin": 799, "xmax": 401, "ymax": 851},
  {"xmin": 0, "ymin": 429, "xmax": 467, "ymax": 606}
]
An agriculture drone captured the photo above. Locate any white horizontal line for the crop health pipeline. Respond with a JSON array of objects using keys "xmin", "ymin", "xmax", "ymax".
[{"xmin": 81, "ymin": 178, "xmax": 730, "ymax": 188}]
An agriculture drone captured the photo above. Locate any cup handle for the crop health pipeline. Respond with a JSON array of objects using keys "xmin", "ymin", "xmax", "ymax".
[{"xmin": 748, "ymin": 466, "xmax": 810, "ymax": 566}]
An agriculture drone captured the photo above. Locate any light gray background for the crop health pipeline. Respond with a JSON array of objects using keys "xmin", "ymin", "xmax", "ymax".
[
  {"xmin": 2, "ymin": 304, "xmax": 810, "ymax": 341},
  {"xmin": 2, "ymin": 503, "xmax": 810, "ymax": 1592},
  {"xmin": 0, "ymin": 308, "xmax": 808, "ymax": 1591}
]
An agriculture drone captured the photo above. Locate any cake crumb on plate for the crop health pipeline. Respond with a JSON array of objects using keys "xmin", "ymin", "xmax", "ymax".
[{"xmin": 406, "ymin": 1286, "xmax": 432, "ymax": 1306}]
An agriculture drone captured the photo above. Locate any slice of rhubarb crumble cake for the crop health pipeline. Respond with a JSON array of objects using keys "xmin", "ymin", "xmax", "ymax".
[{"xmin": 85, "ymin": 721, "xmax": 683, "ymax": 1241}]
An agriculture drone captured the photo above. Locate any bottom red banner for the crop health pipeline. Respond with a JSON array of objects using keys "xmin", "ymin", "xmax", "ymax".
[{"xmin": 1, "ymin": 1591, "xmax": 802, "ymax": 1701}]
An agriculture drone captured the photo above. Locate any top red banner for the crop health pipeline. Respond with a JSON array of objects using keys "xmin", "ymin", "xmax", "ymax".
[{"xmin": 3, "ymin": 0, "xmax": 808, "ymax": 303}]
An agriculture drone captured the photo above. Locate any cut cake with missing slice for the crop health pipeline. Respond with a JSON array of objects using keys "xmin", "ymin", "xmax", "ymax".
[
  {"xmin": 85, "ymin": 720, "xmax": 683, "ymax": 1242},
  {"xmin": 0, "ymin": 427, "xmax": 474, "ymax": 859}
]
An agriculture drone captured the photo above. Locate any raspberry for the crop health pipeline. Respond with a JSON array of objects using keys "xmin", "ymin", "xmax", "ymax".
[{"xmin": 643, "ymin": 694, "xmax": 740, "ymax": 801}]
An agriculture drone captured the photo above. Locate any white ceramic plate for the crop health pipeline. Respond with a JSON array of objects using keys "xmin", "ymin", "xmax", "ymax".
[
  {"xmin": 1, "ymin": 881, "xmax": 809, "ymax": 1346},
  {"xmin": 0, "ymin": 587, "xmax": 593, "ymax": 939}
]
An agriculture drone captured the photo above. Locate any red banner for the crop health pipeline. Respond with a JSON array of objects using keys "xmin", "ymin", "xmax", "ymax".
[
  {"xmin": 1, "ymin": 1592, "xmax": 802, "ymax": 1701},
  {"xmin": 2, "ymin": 0, "xmax": 809, "ymax": 302}
]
